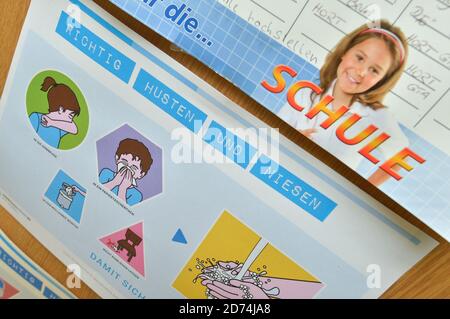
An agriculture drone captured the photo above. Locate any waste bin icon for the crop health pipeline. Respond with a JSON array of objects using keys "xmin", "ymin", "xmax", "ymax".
[{"xmin": 57, "ymin": 183, "xmax": 76, "ymax": 210}]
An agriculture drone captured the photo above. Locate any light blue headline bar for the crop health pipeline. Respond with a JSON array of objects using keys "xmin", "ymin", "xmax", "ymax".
[
  {"xmin": 203, "ymin": 120, "xmax": 257, "ymax": 169},
  {"xmin": 56, "ymin": 11, "xmax": 136, "ymax": 83},
  {"xmin": 0, "ymin": 246, "xmax": 43, "ymax": 291},
  {"xmin": 43, "ymin": 287, "xmax": 61, "ymax": 299},
  {"xmin": 133, "ymin": 68, "xmax": 207, "ymax": 133},
  {"xmin": 250, "ymin": 155, "xmax": 337, "ymax": 221}
]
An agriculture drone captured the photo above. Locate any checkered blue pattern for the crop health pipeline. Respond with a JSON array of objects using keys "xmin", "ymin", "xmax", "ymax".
[
  {"xmin": 357, "ymin": 125, "xmax": 450, "ymax": 237},
  {"xmin": 110, "ymin": 0, "xmax": 320, "ymax": 113}
]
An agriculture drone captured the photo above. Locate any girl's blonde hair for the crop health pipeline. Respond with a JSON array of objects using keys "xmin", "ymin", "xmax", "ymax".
[{"xmin": 318, "ymin": 19, "xmax": 408, "ymax": 110}]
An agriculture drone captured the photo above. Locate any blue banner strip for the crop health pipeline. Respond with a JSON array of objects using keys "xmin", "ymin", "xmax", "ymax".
[
  {"xmin": 0, "ymin": 246, "xmax": 43, "ymax": 291},
  {"xmin": 250, "ymin": 155, "xmax": 337, "ymax": 221},
  {"xmin": 43, "ymin": 286, "xmax": 61, "ymax": 299},
  {"xmin": 133, "ymin": 68, "xmax": 207, "ymax": 133},
  {"xmin": 56, "ymin": 11, "xmax": 136, "ymax": 83},
  {"xmin": 203, "ymin": 120, "xmax": 257, "ymax": 169}
]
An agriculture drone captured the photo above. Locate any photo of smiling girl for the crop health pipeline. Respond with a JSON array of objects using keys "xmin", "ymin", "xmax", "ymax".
[
  {"xmin": 29, "ymin": 76, "xmax": 80, "ymax": 149},
  {"xmin": 278, "ymin": 20, "xmax": 408, "ymax": 187}
]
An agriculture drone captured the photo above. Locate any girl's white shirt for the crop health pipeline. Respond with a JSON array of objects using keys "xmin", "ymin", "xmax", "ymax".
[{"xmin": 277, "ymin": 80, "xmax": 409, "ymax": 170}]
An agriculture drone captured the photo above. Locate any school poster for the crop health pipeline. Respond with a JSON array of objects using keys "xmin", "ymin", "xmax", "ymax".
[
  {"xmin": 112, "ymin": 0, "xmax": 450, "ymax": 242},
  {"xmin": 0, "ymin": 0, "xmax": 438, "ymax": 298}
]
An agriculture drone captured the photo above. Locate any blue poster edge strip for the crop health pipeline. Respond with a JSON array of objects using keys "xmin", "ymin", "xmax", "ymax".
[{"xmin": 0, "ymin": 233, "xmax": 74, "ymax": 299}]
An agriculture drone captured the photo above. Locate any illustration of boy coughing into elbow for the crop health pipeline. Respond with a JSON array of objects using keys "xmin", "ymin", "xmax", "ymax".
[
  {"xmin": 99, "ymin": 138, "xmax": 153, "ymax": 206},
  {"xmin": 29, "ymin": 76, "xmax": 80, "ymax": 149}
]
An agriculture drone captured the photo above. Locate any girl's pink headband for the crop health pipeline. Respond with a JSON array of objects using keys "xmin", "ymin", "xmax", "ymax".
[{"xmin": 360, "ymin": 28, "xmax": 405, "ymax": 64}]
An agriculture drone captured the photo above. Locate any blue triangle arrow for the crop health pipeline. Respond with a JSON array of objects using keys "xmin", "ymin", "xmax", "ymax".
[{"xmin": 172, "ymin": 228, "xmax": 187, "ymax": 244}]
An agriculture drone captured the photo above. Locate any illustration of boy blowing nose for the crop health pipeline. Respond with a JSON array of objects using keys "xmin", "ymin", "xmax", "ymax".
[{"xmin": 99, "ymin": 138, "xmax": 153, "ymax": 206}]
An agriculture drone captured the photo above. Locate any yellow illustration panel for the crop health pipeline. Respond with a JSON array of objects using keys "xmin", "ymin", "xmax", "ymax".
[{"xmin": 173, "ymin": 211, "xmax": 324, "ymax": 299}]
